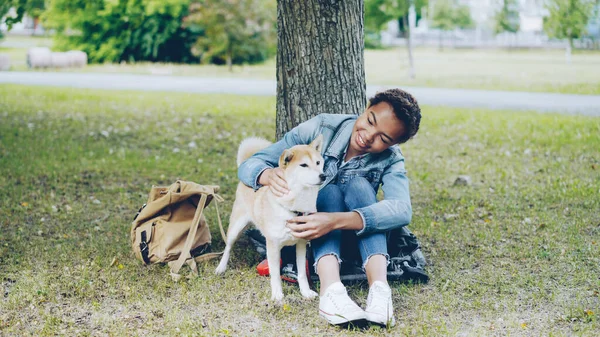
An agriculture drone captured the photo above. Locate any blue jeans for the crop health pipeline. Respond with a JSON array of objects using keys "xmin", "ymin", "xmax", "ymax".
[{"xmin": 311, "ymin": 177, "xmax": 389, "ymax": 273}]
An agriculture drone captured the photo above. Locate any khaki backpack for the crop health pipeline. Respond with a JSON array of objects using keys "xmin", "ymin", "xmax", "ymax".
[{"xmin": 131, "ymin": 180, "xmax": 226, "ymax": 281}]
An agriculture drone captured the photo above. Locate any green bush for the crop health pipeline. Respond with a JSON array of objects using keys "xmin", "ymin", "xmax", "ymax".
[
  {"xmin": 42, "ymin": 0, "xmax": 277, "ymax": 66},
  {"xmin": 43, "ymin": 0, "xmax": 201, "ymax": 64},
  {"xmin": 184, "ymin": 0, "xmax": 276, "ymax": 68}
]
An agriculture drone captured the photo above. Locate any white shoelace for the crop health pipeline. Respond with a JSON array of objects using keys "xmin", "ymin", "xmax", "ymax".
[
  {"xmin": 367, "ymin": 283, "xmax": 391, "ymax": 311},
  {"xmin": 327, "ymin": 286, "xmax": 360, "ymax": 311}
]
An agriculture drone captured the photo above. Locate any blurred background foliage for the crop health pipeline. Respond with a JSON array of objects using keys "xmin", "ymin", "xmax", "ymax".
[
  {"xmin": 364, "ymin": 0, "xmax": 429, "ymax": 49},
  {"xmin": 1, "ymin": 0, "xmax": 599, "ymax": 66},
  {"xmin": 429, "ymin": 0, "xmax": 474, "ymax": 32},
  {"xmin": 184, "ymin": 0, "xmax": 276, "ymax": 70},
  {"xmin": 544, "ymin": 0, "xmax": 598, "ymax": 47},
  {"xmin": 43, "ymin": 0, "xmax": 198, "ymax": 63},
  {"xmin": 18, "ymin": 0, "xmax": 276, "ymax": 65},
  {"xmin": 1, "ymin": 0, "xmax": 45, "ymax": 38},
  {"xmin": 495, "ymin": 0, "xmax": 520, "ymax": 34}
]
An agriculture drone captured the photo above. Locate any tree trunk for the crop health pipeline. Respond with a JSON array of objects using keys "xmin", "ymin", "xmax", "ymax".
[
  {"xmin": 565, "ymin": 36, "xmax": 573, "ymax": 65},
  {"xmin": 438, "ymin": 31, "xmax": 443, "ymax": 51},
  {"xmin": 276, "ymin": 0, "xmax": 366, "ymax": 140},
  {"xmin": 226, "ymin": 49, "xmax": 233, "ymax": 72},
  {"xmin": 33, "ymin": 17, "xmax": 39, "ymax": 36},
  {"xmin": 404, "ymin": 15, "xmax": 415, "ymax": 79}
]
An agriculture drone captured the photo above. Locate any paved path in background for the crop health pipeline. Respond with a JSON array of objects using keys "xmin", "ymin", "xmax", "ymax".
[{"xmin": 1, "ymin": 71, "xmax": 599, "ymax": 116}]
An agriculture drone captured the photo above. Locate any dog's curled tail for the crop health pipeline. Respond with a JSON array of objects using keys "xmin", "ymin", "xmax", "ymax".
[{"xmin": 237, "ymin": 137, "xmax": 273, "ymax": 167}]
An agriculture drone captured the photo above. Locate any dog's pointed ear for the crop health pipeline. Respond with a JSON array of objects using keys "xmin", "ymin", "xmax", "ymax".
[
  {"xmin": 279, "ymin": 149, "xmax": 294, "ymax": 168},
  {"xmin": 309, "ymin": 134, "xmax": 324, "ymax": 152}
]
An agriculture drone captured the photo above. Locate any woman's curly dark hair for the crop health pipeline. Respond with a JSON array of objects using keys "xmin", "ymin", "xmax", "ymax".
[{"xmin": 368, "ymin": 88, "xmax": 421, "ymax": 144}]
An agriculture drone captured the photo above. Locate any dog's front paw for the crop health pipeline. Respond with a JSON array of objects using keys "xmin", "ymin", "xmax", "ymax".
[
  {"xmin": 271, "ymin": 291, "xmax": 284, "ymax": 303},
  {"xmin": 301, "ymin": 289, "xmax": 318, "ymax": 299}
]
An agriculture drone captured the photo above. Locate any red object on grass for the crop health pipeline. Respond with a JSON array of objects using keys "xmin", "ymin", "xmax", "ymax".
[
  {"xmin": 256, "ymin": 258, "xmax": 310, "ymax": 284},
  {"xmin": 256, "ymin": 258, "xmax": 274, "ymax": 277}
]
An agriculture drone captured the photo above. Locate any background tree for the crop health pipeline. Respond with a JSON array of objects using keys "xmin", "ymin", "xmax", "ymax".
[
  {"xmin": 453, "ymin": 3, "xmax": 474, "ymax": 29},
  {"xmin": 43, "ymin": 0, "xmax": 200, "ymax": 63},
  {"xmin": 185, "ymin": 0, "xmax": 276, "ymax": 71},
  {"xmin": 544, "ymin": 0, "xmax": 598, "ymax": 64},
  {"xmin": 276, "ymin": 0, "xmax": 366, "ymax": 139},
  {"xmin": 0, "ymin": 0, "xmax": 45, "ymax": 38},
  {"xmin": 365, "ymin": 0, "xmax": 428, "ymax": 79},
  {"xmin": 430, "ymin": 0, "xmax": 473, "ymax": 50},
  {"xmin": 495, "ymin": 0, "xmax": 520, "ymax": 35},
  {"xmin": 0, "ymin": 4, "xmax": 10, "ymax": 39},
  {"xmin": 22, "ymin": 0, "xmax": 44, "ymax": 31}
]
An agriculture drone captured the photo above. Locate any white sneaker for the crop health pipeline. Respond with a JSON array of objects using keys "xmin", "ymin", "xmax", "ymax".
[
  {"xmin": 365, "ymin": 281, "xmax": 396, "ymax": 327},
  {"xmin": 319, "ymin": 282, "xmax": 366, "ymax": 325}
]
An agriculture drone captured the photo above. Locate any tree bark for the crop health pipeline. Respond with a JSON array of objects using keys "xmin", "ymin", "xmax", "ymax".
[
  {"xmin": 33, "ymin": 17, "xmax": 39, "ymax": 36},
  {"xmin": 566, "ymin": 27, "xmax": 573, "ymax": 65},
  {"xmin": 226, "ymin": 47, "xmax": 233, "ymax": 72},
  {"xmin": 566, "ymin": 38, "xmax": 572, "ymax": 65},
  {"xmin": 276, "ymin": 0, "xmax": 366, "ymax": 140}
]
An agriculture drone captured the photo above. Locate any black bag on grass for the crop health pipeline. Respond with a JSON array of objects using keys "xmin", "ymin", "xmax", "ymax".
[{"xmin": 246, "ymin": 226, "xmax": 429, "ymax": 284}]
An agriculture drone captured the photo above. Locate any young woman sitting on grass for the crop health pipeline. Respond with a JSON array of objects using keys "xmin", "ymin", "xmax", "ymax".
[{"xmin": 238, "ymin": 88, "xmax": 421, "ymax": 326}]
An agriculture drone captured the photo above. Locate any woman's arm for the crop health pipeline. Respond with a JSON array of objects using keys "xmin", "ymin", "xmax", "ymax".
[
  {"xmin": 287, "ymin": 152, "xmax": 411, "ymax": 239},
  {"xmin": 237, "ymin": 115, "xmax": 322, "ymax": 190},
  {"xmin": 286, "ymin": 211, "xmax": 363, "ymax": 240},
  {"xmin": 353, "ymin": 156, "xmax": 412, "ymax": 236}
]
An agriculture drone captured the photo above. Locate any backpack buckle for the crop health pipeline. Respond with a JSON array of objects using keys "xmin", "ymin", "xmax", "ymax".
[{"xmin": 139, "ymin": 231, "xmax": 150, "ymax": 264}]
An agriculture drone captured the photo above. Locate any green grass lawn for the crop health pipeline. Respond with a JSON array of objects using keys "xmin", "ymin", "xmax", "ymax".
[
  {"xmin": 2, "ymin": 35, "xmax": 600, "ymax": 95},
  {"xmin": 366, "ymin": 47, "xmax": 600, "ymax": 95},
  {"xmin": 0, "ymin": 85, "xmax": 599, "ymax": 336}
]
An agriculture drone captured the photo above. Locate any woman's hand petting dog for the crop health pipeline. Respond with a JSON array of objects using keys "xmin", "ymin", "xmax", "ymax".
[
  {"xmin": 287, "ymin": 211, "xmax": 365, "ymax": 240},
  {"xmin": 259, "ymin": 168, "xmax": 289, "ymax": 197},
  {"xmin": 286, "ymin": 212, "xmax": 338, "ymax": 240}
]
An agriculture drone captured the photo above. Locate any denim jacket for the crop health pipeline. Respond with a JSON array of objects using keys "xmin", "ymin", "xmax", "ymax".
[{"xmin": 238, "ymin": 113, "xmax": 412, "ymax": 236}]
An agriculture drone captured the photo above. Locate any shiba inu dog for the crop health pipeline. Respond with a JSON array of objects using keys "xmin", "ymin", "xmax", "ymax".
[{"xmin": 215, "ymin": 135, "xmax": 325, "ymax": 301}]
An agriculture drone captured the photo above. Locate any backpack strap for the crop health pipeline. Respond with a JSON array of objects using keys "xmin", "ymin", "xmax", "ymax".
[
  {"xmin": 213, "ymin": 195, "xmax": 226, "ymax": 242},
  {"xmin": 168, "ymin": 190, "xmax": 227, "ymax": 281},
  {"xmin": 168, "ymin": 193, "xmax": 208, "ymax": 279},
  {"xmin": 192, "ymin": 192, "xmax": 227, "ymax": 263}
]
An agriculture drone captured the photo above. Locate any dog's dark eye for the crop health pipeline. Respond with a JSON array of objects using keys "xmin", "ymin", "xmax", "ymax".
[
  {"xmin": 316, "ymin": 161, "xmax": 320, "ymax": 165},
  {"xmin": 300, "ymin": 164, "xmax": 308, "ymax": 167}
]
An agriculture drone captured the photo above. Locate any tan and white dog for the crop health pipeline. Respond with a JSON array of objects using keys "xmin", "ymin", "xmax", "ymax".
[{"xmin": 215, "ymin": 135, "xmax": 325, "ymax": 301}]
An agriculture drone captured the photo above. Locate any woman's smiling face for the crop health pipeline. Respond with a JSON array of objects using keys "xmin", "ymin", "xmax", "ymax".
[{"xmin": 347, "ymin": 101, "xmax": 406, "ymax": 158}]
